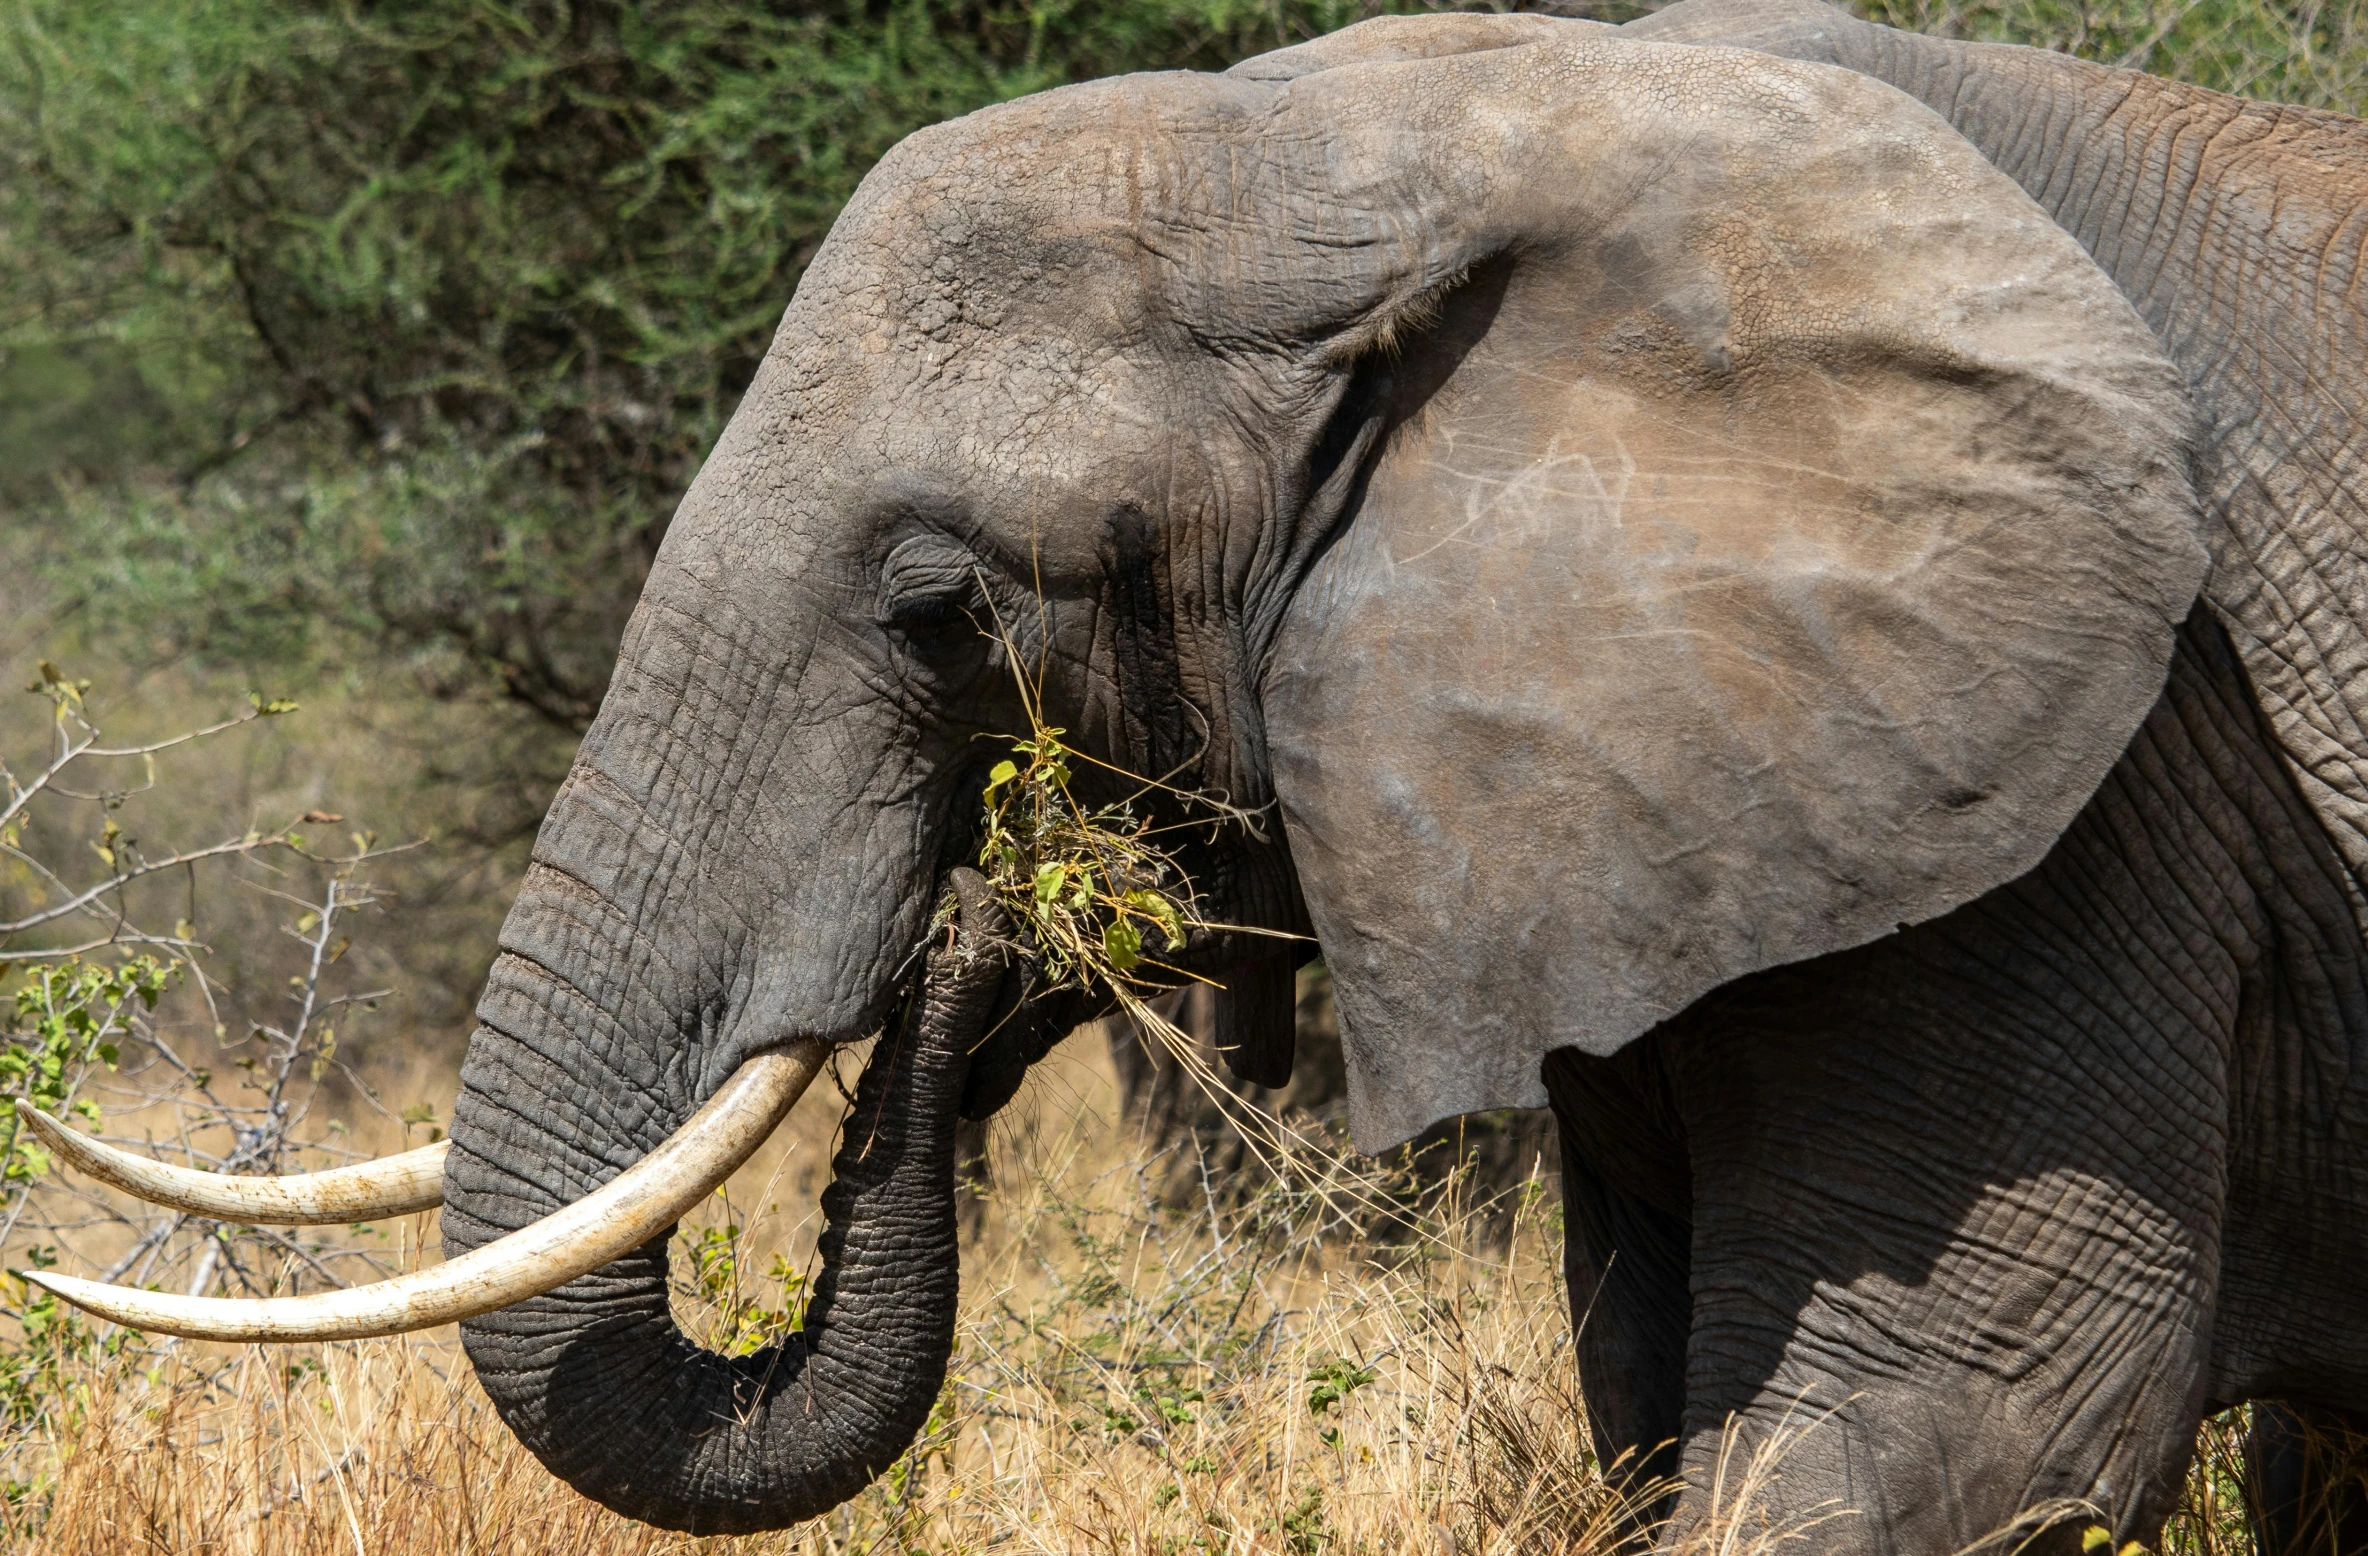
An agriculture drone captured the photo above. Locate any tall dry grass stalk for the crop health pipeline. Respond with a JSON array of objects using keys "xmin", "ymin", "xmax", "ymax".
[
  {"xmin": 0, "ymin": 1039, "xmax": 1745, "ymax": 1556},
  {"xmin": 0, "ymin": 1037, "xmax": 2320, "ymax": 1554}
]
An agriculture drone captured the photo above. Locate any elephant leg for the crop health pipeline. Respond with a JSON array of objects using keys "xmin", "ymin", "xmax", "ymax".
[
  {"xmin": 1542, "ymin": 1048, "xmax": 1692, "ymax": 1497},
  {"xmin": 1558, "ymin": 1145, "xmax": 1691, "ymax": 1493},
  {"xmin": 1642, "ymin": 619, "xmax": 2311, "ymax": 1555},
  {"xmin": 2250, "ymin": 1401, "xmax": 2368, "ymax": 1554},
  {"xmin": 1658, "ymin": 934, "xmax": 2228, "ymax": 1555}
]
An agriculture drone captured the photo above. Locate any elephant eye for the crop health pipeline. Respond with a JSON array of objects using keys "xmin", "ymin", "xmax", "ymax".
[
  {"xmin": 880, "ymin": 585, "xmax": 985, "ymax": 661},
  {"xmin": 884, "ymin": 590, "xmax": 964, "ymax": 630},
  {"xmin": 877, "ymin": 532, "xmax": 992, "ymax": 666}
]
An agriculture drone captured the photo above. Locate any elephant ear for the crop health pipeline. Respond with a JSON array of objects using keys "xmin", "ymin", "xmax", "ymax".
[{"xmin": 1258, "ymin": 40, "xmax": 2208, "ymax": 1151}]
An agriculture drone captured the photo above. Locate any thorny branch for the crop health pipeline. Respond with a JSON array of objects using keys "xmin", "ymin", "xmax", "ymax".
[{"xmin": 0, "ymin": 661, "xmax": 430, "ymax": 1447}]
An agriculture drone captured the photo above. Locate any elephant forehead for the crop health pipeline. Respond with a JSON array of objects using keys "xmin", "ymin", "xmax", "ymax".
[
  {"xmin": 778, "ymin": 71, "xmax": 1441, "ymax": 378},
  {"xmin": 788, "ymin": 83, "xmax": 1224, "ymax": 334}
]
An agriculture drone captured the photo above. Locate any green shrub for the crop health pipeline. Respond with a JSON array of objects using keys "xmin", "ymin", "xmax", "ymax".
[{"xmin": 0, "ymin": 0, "xmax": 1406, "ymax": 726}]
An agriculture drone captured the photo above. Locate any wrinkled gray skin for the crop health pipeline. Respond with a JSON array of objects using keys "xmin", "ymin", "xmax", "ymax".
[
  {"xmin": 1575, "ymin": 4, "xmax": 2368, "ymax": 1549},
  {"xmin": 438, "ymin": 13, "xmax": 2368, "ymax": 1551},
  {"xmin": 448, "ymin": 869, "xmax": 1022, "ymax": 1533}
]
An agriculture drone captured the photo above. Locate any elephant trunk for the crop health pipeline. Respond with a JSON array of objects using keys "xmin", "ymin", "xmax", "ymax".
[{"xmin": 440, "ymin": 875, "xmax": 1011, "ymax": 1535}]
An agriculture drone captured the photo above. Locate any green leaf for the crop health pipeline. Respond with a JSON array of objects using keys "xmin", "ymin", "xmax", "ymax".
[
  {"xmin": 1033, "ymin": 863, "xmax": 1067, "ymax": 904},
  {"xmin": 1104, "ymin": 919, "xmax": 1141, "ymax": 972},
  {"xmin": 1126, "ymin": 890, "xmax": 1186, "ymax": 950},
  {"xmin": 986, "ymin": 759, "xmax": 1018, "ymax": 794},
  {"xmin": 1306, "ymin": 1357, "xmax": 1379, "ymax": 1417}
]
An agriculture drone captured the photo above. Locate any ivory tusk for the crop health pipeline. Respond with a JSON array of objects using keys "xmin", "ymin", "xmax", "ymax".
[
  {"xmin": 15, "ymin": 1102, "xmax": 448, "ymax": 1225},
  {"xmin": 21, "ymin": 1042, "xmax": 827, "ymax": 1343}
]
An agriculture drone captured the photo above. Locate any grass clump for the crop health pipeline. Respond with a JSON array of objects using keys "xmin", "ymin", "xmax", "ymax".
[
  {"xmin": 0, "ymin": 1040, "xmax": 1625, "ymax": 1553},
  {"xmin": 0, "ymin": 994, "xmax": 2345, "ymax": 1552}
]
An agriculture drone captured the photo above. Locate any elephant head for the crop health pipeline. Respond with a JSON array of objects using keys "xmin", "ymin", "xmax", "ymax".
[{"xmin": 26, "ymin": 29, "xmax": 2210, "ymax": 1531}]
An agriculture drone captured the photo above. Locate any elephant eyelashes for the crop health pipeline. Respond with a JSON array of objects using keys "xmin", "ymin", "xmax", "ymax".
[
  {"xmin": 883, "ymin": 590, "xmax": 966, "ymax": 631},
  {"xmin": 881, "ymin": 586, "xmax": 991, "ymax": 664},
  {"xmin": 877, "ymin": 529, "xmax": 993, "ymax": 647}
]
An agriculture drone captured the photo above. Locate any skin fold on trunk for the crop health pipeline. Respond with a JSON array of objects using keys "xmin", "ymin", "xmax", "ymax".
[{"xmin": 443, "ymin": 872, "xmax": 1014, "ymax": 1536}]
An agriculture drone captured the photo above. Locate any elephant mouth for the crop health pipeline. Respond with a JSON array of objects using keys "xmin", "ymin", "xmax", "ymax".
[{"xmin": 16, "ymin": 874, "xmax": 1016, "ymax": 1346}]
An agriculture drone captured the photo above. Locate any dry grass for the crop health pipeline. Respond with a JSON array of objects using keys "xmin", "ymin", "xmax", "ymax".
[
  {"xmin": 0, "ymin": 664, "xmax": 2335, "ymax": 1554},
  {"xmin": 0, "ymin": 1038, "xmax": 1726, "ymax": 1556},
  {"xmin": 0, "ymin": 1037, "xmax": 2317, "ymax": 1556}
]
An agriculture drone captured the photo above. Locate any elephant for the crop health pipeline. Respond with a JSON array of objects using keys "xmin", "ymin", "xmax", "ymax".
[{"xmin": 23, "ymin": 8, "xmax": 2368, "ymax": 1551}]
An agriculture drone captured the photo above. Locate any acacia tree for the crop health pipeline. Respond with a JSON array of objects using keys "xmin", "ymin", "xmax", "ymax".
[
  {"xmin": 7, "ymin": 0, "xmax": 2360, "ymax": 720},
  {"xmin": 0, "ymin": 0, "xmax": 1422, "ymax": 732}
]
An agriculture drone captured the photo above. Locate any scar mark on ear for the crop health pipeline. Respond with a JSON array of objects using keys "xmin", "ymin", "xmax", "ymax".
[{"xmin": 1392, "ymin": 435, "xmax": 1638, "ymax": 568}]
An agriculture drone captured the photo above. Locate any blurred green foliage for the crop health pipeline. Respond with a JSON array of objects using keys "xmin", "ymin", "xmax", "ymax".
[
  {"xmin": 0, "ymin": 1249, "xmax": 138, "ymax": 1448},
  {"xmin": 0, "ymin": 957, "xmax": 173, "ymax": 1188},
  {"xmin": 0, "ymin": 0, "xmax": 1409, "ymax": 730},
  {"xmin": 0, "ymin": 0, "xmax": 2361, "ymax": 742},
  {"xmin": 1856, "ymin": 0, "xmax": 2368, "ymax": 108}
]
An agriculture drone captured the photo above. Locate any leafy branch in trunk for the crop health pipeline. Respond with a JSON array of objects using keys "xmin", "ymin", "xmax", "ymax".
[
  {"xmin": 960, "ymin": 661, "xmax": 1465, "ymax": 1233},
  {"xmin": 971, "ymin": 724, "xmax": 1192, "ymax": 996}
]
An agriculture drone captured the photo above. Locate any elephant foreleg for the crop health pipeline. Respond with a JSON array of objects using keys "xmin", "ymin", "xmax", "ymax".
[
  {"xmin": 1542, "ymin": 1048, "xmax": 1692, "ymax": 1500},
  {"xmin": 1660, "ymin": 920, "xmax": 2230, "ymax": 1556}
]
